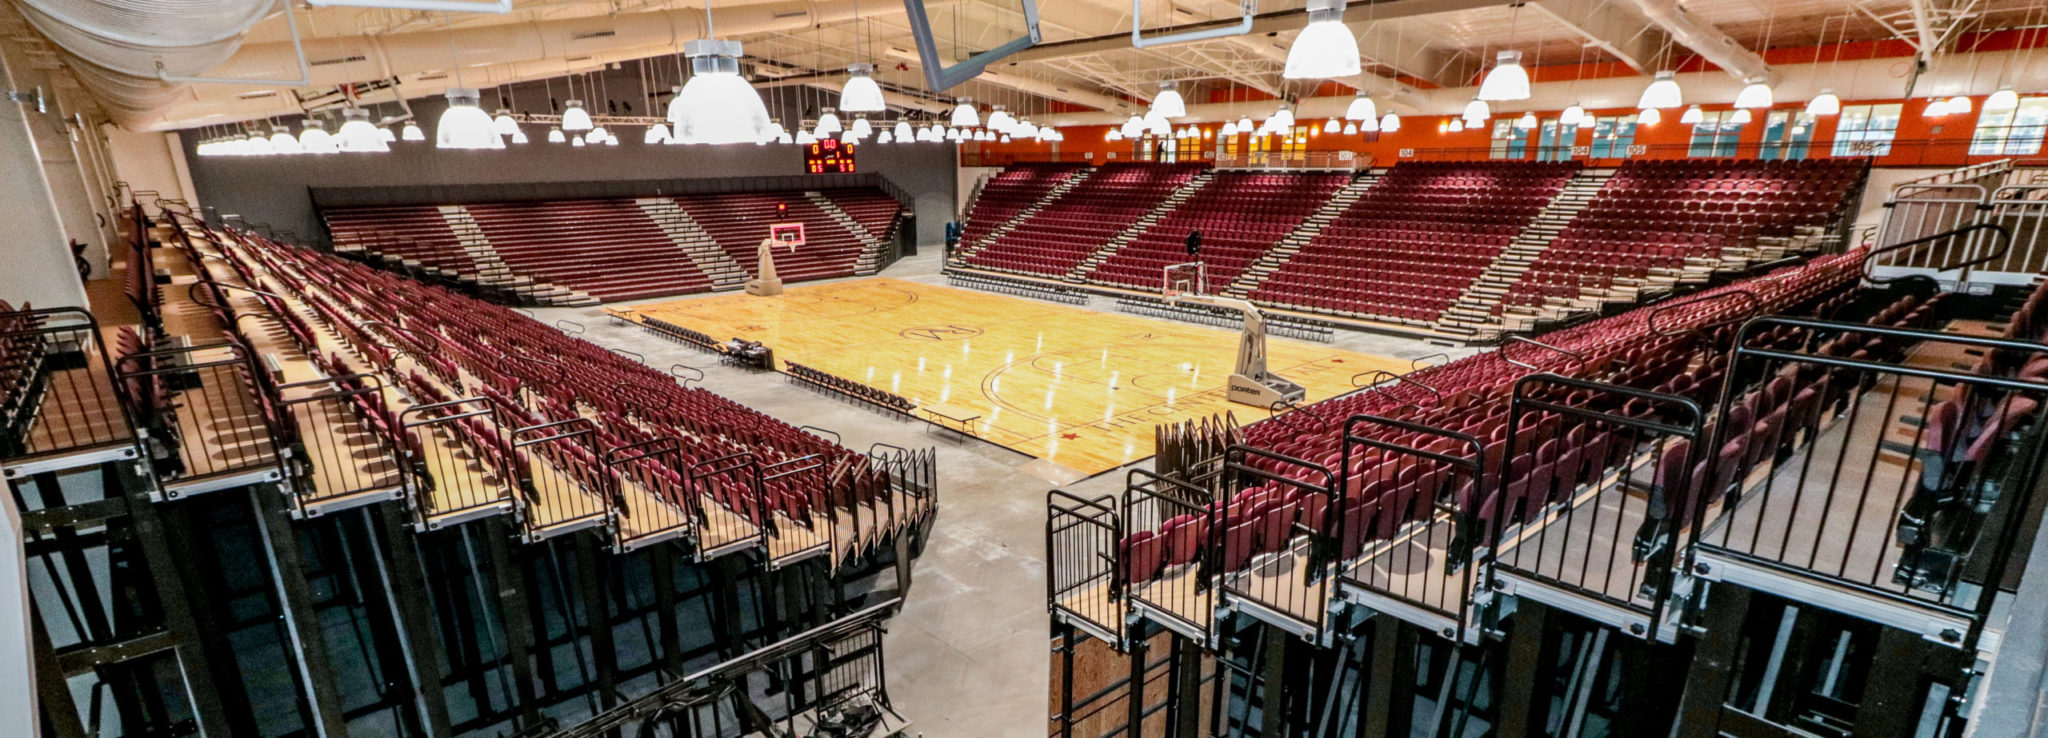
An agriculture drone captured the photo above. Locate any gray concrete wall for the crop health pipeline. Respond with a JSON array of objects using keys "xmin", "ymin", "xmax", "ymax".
[{"xmin": 180, "ymin": 96, "xmax": 958, "ymax": 248}]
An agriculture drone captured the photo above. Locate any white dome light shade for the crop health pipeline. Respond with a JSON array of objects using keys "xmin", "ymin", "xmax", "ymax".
[
  {"xmin": 1515, "ymin": 111, "xmax": 1537, "ymax": 130},
  {"xmin": 1639, "ymin": 107, "xmax": 1662, "ymax": 125},
  {"xmin": 605, "ymin": 134, "xmax": 620, "ymax": 146},
  {"xmin": 1270, "ymin": 107, "xmax": 1295, "ymax": 130},
  {"xmin": 572, "ymin": 135, "xmax": 587, "ymax": 147},
  {"xmin": 587, "ymin": 125, "xmax": 609, "ymax": 142},
  {"xmin": 840, "ymin": 63, "xmax": 887, "ymax": 112},
  {"xmin": 777, "ymin": 132, "xmax": 794, "ymax": 144},
  {"xmin": 492, "ymin": 109, "xmax": 519, "ymax": 136},
  {"xmin": 1344, "ymin": 92, "xmax": 1376, "ymax": 122},
  {"xmin": 893, "ymin": 121, "xmax": 913, "ymax": 140},
  {"xmin": 1217, "ymin": 122, "xmax": 1236, "ymax": 136},
  {"xmin": 1805, "ymin": 90, "xmax": 1841, "ymax": 116},
  {"xmin": 547, "ymin": 127, "xmax": 566, "ymax": 143},
  {"xmin": 1120, "ymin": 115, "xmax": 1145, "ymax": 138},
  {"xmin": 878, "ymin": 131, "xmax": 893, "ymax": 144},
  {"xmin": 1726, "ymin": 108, "xmax": 1750, "ymax": 124},
  {"xmin": 1478, "ymin": 50, "xmax": 1530, "ymax": 101},
  {"xmin": 815, "ymin": 108, "xmax": 843, "ymax": 135},
  {"xmin": 795, "ymin": 128, "xmax": 818, "ymax": 144},
  {"xmin": 1947, "ymin": 96, "xmax": 1971, "ymax": 114},
  {"xmin": 246, "ymin": 132, "xmax": 274, "ymax": 156},
  {"xmin": 1922, "ymin": 98, "xmax": 1949, "ymax": 118},
  {"xmin": 1152, "ymin": 81, "xmax": 1186, "ymax": 118},
  {"xmin": 987, "ymin": 106, "xmax": 1015, "ymax": 131},
  {"xmin": 1358, "ymin": 113, "xmax": 1378, "ymax": 133},
  {"xmin": 670, "ymin": 40, "xmax": 774, "ymax": 145},
  {"xmin": 1985, "ymin": 88, "xmax": 2020, "ymax": 112},
  {"xmin": 999, "ymin": 134, "xmax": 1012, "ymax": 143},
  {"xmin": 1638, "ymin": 70, "xmax": 1681, "ymax": 109},
  {"xmin": 645, "ymin": 123, "xmax": 672, "ymax": 144},
  {"xmin": 1343, "ymin": 122, "xmax": 1358, "ymax": 135},
  {"xmin": 1680, "ymin": 105, "xmax": 1704, "ymax": 124},
  {"xmin": 849, "ymin": 117, "xmax": 873, "ymax": 138},
  {"xmin": 978, "ymin": 129, "xmax": 995, "ymax": 141},
  {"xmin": 1462, "ymin": 98, "xmax": 1491, "ymax": 124},
  {"xmin": 269, "ymin": 127, "xmax": 303, "ymax": 154},
  {"xmin": 950, "ymin": 98, "xmax": 979, "ymax": 127},
  {"xmin": 561, "ymin": 99, "xmax": 593, "ymax": 131},
  {"xmin": 841, "ymin": 130, "xmax": 860, "ymax": 144},
  {"xmin": 378, "ymin": 126, "xmax": 397, "ymax": 142},
  {"xmin": 300, "ymin": 119, "xmax": 339, "ymax": 154},
  {"xmin": 1379, "ymin": 112, "xmax": 1399, "ymax": 132},
  {"xmin": 1734, "ymin": 78, "xmax": 1773, "ymax": 109},
  {"xmin": 1558, "ymin": 104, "xmax": 1585, "ymax": 127},
  {"xmin": 1448, "ymin": 118, "xmax": 1464, "ymax": 133},
  {"xmin": 1323, "ymin": 118, "xmax": 1342, "ymax": 133},
  {"xmin": 1577, "ymin": 113, "xmax": 1595, "ymax": 129},
  {"xmin": 1285, "ymin": 2, "xmax": 1360, "ymax": 79},
  {"xmin": 508, "ymin": 129, "xmax": 529, "ymax": 144},
  {"xmin": 337, "ymin": 109, "xmax": 389, "ymax": 152},
  {"xmin": 1147, "ymin": 116, "xmax": 1171, "ymax": 136},
  {"xmin": 436, "ymin": 89, "xmax": 505, "ymax": 149},
  {"xmin": 1018, "ymin": 121, "xmax": 1040, "ymax": 138},
  {"xmin": 401, "ymin": 121, "xmax": 426, "ymax": 141}
]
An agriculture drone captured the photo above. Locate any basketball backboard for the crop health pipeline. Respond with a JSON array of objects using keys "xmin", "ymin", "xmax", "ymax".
[
  {"xmin": 770, "ymin": 222, "xmax": 806, "ymax": 250},
  {"xmin": 1163, "ymin": 262, "xmax": 1207, "ymax": 299}
]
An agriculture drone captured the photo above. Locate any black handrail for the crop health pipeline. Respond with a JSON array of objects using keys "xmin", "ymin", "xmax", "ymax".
[
  {"xmin": 669, "ymin": 363, "xmax": 704, "ymax": 387},
  {"xmin": 1410, "ymin": 352, "xmax": 1451, "ymax": 371},
  {"xmin": 1647, "ymin": 289, "xmax": 1760, "ymax": 338},
  {"xmin": 1501, "ymin": 335, "xmax": 1589, "ymax": 373},
  {"xmin": 1351, "ymin": 369, "xmax": 1442, "ymax": 406},
  {"xmin": 1266, "ymin": 398, "xmax": 1330, "ymax": 432},
  {"xmin": 360, "ymin": 321, "xmax": 443, "ymax": 360},
  {"xmin": 1863, "ymin": 223, "xmax": 2014, "ymax": 284}
]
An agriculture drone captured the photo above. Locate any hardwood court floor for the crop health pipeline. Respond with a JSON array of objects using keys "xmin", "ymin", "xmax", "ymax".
[{"xmin": 616, "ymin": 278, "xmax": 1405, "ymax": 474}]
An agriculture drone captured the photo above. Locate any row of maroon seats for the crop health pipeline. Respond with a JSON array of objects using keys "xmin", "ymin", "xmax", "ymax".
[
  {"xmin": 962, "ymin": 163, "xmax": 1206, "ymax": 277},
  {"xmin": 322, "ymin": 205, "xmax": 482, "ymax": 279},
  {"xmin": 462, "ymin": 198, "xmax": 718, "ymax": 301},
  {"xmin": 958, "ymin": 164, "xmax": 1090, "ymax": 248},
  {"xmin": 676, "ymin": 189, "xmax": 895, "ymax": 283},
  {"xmin": 1084, "ymin": 171, "xmax": 1351, "ymax": 292}
]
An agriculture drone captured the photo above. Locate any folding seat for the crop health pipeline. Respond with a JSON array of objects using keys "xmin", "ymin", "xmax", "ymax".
[
  {"xmin": 1221, "ymin": 518, "xmax": 1260, "ymax": 571},
  {"xmin": 1121, "ymin": 531, "xmax": 1166, "ymax": 583}
]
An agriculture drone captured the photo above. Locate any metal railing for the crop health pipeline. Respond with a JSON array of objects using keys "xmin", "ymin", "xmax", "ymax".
[
  {"xmin": 1490, "ymin": 375, "xmax": 1703, "ymax": 640},
  {"xmin": 1047, "ymin": 489, "xmax": 1124, "ymax": 647},
  {"xmin": 1337, "ymin": 414, "xmax": 1484, "ymax": 642},
  {"xmin": 1122, "ymin": 469, "xmax": 1217, "ymax": 643},
  {"xmin": 688, "ymin": 451, "xmax": 772, "ymax": 560},
  {"xmin": 602, "ymin": 436, "xmax": 693, "ymax": 552},
  {"xmin": 1217, "ymin": 444, "xmax": 1338, "ymax": 641},
  {"xmin": 275, "ymin": 373, "xmax": 407, "ymax": 517},
  {"xmin": 0, "ymin": 308, "xmax": 143, "ymax": 469},
  {"xmin": 1688, "ymin": 317, "xmax": 2048, "ymax": 659},
  {"xmin": 508, "ymin": 417, "xmax": 611, "ymax": 542},
  {"xmin": 114, "ymin": 341, "xmax": 284, "ymax": 495},
  {"xmin": 1985, "ymin": 184, "xmax": 2048, "ymax": 276},
  {"xmin": 763, "ymin": 454, "xmax": 834, "ymax": 566},
  {"xmin": 398, "ymin": 397, "xmax": 516, "ymax": 529}
]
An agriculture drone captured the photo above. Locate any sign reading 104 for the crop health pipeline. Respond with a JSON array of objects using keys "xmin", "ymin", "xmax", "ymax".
[{"xmin": 804, "ymin": 138, "xmax": 856, "ymax": 173}]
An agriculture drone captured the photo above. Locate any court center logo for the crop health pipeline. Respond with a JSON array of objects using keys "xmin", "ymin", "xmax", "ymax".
[{"xmin": 899, "ymin": 324, "xmax": 984, "ymax": 341}]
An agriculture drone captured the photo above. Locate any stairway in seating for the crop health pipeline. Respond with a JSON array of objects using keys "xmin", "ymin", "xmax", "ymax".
[
  {"xmin": 806, "ymin": 191, "xmax": 891, "ymax": 276},
  {"xmin": 1069, "ymin": 171, "xmax": 1215, "ymax": 282},
  {"xmin": 949, "ymin": 168, "xmax": 1095, "ymax": 264},
  {"xmin": 1221, "ymin": 172, "xmax": 1379, "ymax": 298},
  {"xmin": 1435, "ymin": 170, "xmax": 1610, "ymax": 338},
  {"xmin": 437, "ymin": 206, "xmax": 597, "ymax": 307},
  {"xmin": 637, "ymin": 198, "xmax": 747, "ymax": 290}
]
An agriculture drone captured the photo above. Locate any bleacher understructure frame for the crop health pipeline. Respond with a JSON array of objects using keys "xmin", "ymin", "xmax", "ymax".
[{"xmin": 10, "ymin": 198, "xmax": 935, "ymax": 737}]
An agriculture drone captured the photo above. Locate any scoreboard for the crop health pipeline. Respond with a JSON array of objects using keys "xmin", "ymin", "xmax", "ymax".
[{"xmin": 804, "ymin": 138, "xmax": 855, "ymax": 173}]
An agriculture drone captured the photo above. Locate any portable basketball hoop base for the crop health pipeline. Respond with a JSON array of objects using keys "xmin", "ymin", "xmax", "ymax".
[
  {"xmin": 746, "ymin": 236, "xmax": 786, "ymax": 296},
  {"xmin": 1161, "ymin": 262, "xmax": 1306, "ymax": 408}
]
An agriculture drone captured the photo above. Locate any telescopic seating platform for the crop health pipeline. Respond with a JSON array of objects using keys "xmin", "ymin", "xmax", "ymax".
[
  {"xmin": 1495, "ymin": 159, "xmax": 1866, "ymax": 321},
  {"xmin": 462, "ymin": 198, "xmax": 719, "ymax": 302},
  {"xmin": 675, "ymin": 189, "xmax": 892, "ymax": 283},
  {"xmin": 323, "ymin": 205, "xmax": 483, "ymax": 282},
  {"xmin": 962, "ymin": 163, "xmax": 1206, "ymax": 278},
  {"xmin": 956, "ymin": 163, "xmax": 1090, "ymax": 250},
  {"xmin": 1250, "ymin": 161, "xmax": 1580, "ymax": 325},
  {"xmin": 1082, "ymin": 171, "xmax": 1353, "ymax": 291}
]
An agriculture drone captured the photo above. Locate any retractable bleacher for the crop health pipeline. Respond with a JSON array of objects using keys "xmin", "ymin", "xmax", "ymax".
[
  {"xmin": 462, "ymin": 198, "xmax": 718, "ymax": 302},
  {"xmin": 323, "ymin": 204, "xmax": 483, "ymax": 282},
  {"xmin": 1250, "ymin": 161, "xmax": 1580, "ymax": 325},
  {"xmin": 962, "ymin": 162, "xmax": 1205, "ymax": 278},
  {"xmin": 1083, "ymin": 171, "xmax": 1352, "ymax": 291},
  {"xmin": 676, "ymin": 189, "xmax": 893, "ymax": 283},
  {"xmin": 956, "ymin": 163, "xmax": 1090, "ymax": 250}
]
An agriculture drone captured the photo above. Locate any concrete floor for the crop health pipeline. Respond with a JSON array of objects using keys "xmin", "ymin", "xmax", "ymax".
[{"xmin": 534, "ymin": 250, "xmax": 1470, "ymax": 736}]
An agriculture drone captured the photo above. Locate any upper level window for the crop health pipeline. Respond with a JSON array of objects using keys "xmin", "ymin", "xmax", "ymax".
[
  {"xmin": 1832, "ymin": 104, "xmax": 1903, "ymax": 157},
  {"xmin": 1688, "ymin": 111, "xmax": 1742, "ymax": 158},
  {"xmin": 1970, "ymin": 97, "xmax": 2048, "ymax": 156},
  {"xmin": 1536, "ymin": 120, "xmax": 1571, "ymax": 161},
  {"xmin": 1491, "ymin": 119, "xmax": 1528, "ymax": 160},
  {"xmin": 1590, "ymin": 115, "xmax": 1637, "ymax": 159},
  {"xmin": 1761, "ymin": 111, "xmax": 1813, "ymax": 161}
]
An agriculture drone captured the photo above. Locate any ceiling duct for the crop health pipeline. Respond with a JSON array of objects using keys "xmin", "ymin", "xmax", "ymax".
[{"xmin": 12, "ymin": 0, "xmax": 277, "ymax": 119}]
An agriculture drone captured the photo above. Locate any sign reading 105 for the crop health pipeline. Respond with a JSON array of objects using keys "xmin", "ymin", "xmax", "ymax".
[{"xmin": 805, "ymin": 138, "xmax": 856, "ymax": 174}]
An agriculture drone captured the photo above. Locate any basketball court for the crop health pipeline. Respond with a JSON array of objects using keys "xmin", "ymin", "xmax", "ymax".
[{"xmin": 612, "ymin": 277, "xmax": 1405, "ymax": 475}]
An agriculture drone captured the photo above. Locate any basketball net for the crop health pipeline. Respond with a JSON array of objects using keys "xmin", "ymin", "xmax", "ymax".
[{"xmin": 1163, "ymin": 262, "xmax": 1207, "ymax": 299}]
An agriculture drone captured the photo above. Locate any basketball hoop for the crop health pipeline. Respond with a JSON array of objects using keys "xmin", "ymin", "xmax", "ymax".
[
  {"xmin": 770, "ymin": 222, "xmax": 806, "ymax": 252},
  {"xmin": 1163, "ymin": 262, "xmax": 1207, "ymax": 299}
]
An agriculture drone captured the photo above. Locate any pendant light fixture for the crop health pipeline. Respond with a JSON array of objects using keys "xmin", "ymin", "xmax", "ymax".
[
  {"xmin": 1985, "ymin": 88, "xmax": 2020, "ymax": 112},
  {"xmin": 849, "ymin": 117, "xmax": 873, "ymax": 138},
  {"xmin": 508, "ymin": 129, "xmax": 529, "ymax": 145},
  {"xmin": 1462, "ymin": 99, "xmax": 1490, "ymax": 125},
  {"xmin": 1559, "ymin": 104, "xmax": 1585, "ymax": 127},
  {"xmin": 1235, "ymin": 115, "xmax": 1254, "ymax": 132},
  {"xmin": 1514, "ymin": 111, "xmax": 1537, "ymax": 130},
  {"xmin": 1120, "ymin": 115, "xmax": 1145, "ymax": 139},
  {"xmin": 1343, "ymin": 122, "xmax": 1359, "ymax": 135},
  {"xmin": 336, "ymin": 108, "xmax": 389, "ymax": 153},
  {"xmin": 950, "ymin": 98, "xmax": 979, "ymax": 127},
  {"xmin": 1680, "ymin": 105, "xmax": 1704, "ymax": 124},
  {"xmin": 572, "ymin": 135, "xmax": 587, "ymax": 147},
  {"xmin": 796, "ymin": 128, "xmax": 818, "ymax": 145},
  {"xmin": 1345, "ymin": 91, "xmax": 1376, "ymax": 121},
  {"xmin": 1576, "ymin": 112, "xmax": 1594, "ymax": 129},
  {"xmin": 893, "ymin": 120, "xmax": 912, "ymax": 141},
  {"xmin": 1922, "ymin": 98, "xmax": 1949, "ymax": 118},
  {"xmin": 1448, "ymin": 118, "xmax": 1464, "ymax": 133},
  {"xmin": 377, "ymin": 120, "xmax": 398, "ymax": 142},
  {"xmin": 1734, "ymin": 77, "xmax": 1773, "ymax": 109},
  {"xmin": 300, "ymin": 117, "xmax": 340, "ymax": 154},
  {"xmin": 1152, "ymin": 81, "xmax": 1186, "ymax": 118},
  {"xmin": 1638, "ymin": 70, "xmax": 1681, "ymax": 109},
  {"xmin": 1285, "ymin": 0, "xmax": 1361, "ymax": 79},
  {"xmin": 816, "ymin": 108, "xmax": 843, "ymax": 135},
  {"xmin": 878, "ymin": 132, "xmax": 893, "ymax": 144},
  {"xmin": 1479, "ymin": 50, "xmax": 1531, "ymax": 101},
  {"xmin": 645, "ymin": 124, "xmax": 672, "ymax": 144},
  {"xmin": 1358, "ymin": 112, "xmax": 1378, "ymax": 133},
  {"xmin": 1805, "ymin": 91, "xmax": 1840, "ymax": 116},
  {"xmin": 987, "ymin": 105, "xmax": 1015, "ymax": 131},
  {"xmin": 840, "ymin": 63, "xmax": 886, "ymax": 112},
  {"xmin": 1947, "ymin": 96, "xmax": 1972, "ymax": 114},
  {"xmin": 561, "ymin": 99, "xmax": 594, "ymax": 131},
  {"xmin": 1217, "ymin": 121, "xmax": 1236, "ymax": 137},
  {"xmin": 547, "ymin": 126, "xmax": 566, "ymax": 143},
  {"xmin": 269, "ymin": 124, "xmax": 303, "ymax": 154},
  {"xmin": 492, "ymin": 108, "xmax": 520, "ymax": 136},
  {"xmin": 437, "ymin": 86, "xmax": 505, "ymax": 150},
  {"xmin": 402, "ymin": 121, "xmax": 426, "ymax": 141},
  {"xmin": 1805, "ymin": 16, "xmax": 1845, "ymax": 117},
  {"xmin": 1639, "ymin": 107, "xmax": 1661, "ymax": 125},
  {"xmin": 1379, "ymin": 112, "xmax": 1400, "ymax": 132},
  {"xmin": 1322, "ymin": 118, "xmax": 1342, "ymax": 134},
  {"xmin": 670, "ymin": 37, "xmax": 774, "ymax": 144},
  {"xmin": 1727, "ymin": 108, "xmax": 1751, "ymax": 124},
  {"xmin": 246, "ymin": 130, "xmax": 275, "ymax": 156}
]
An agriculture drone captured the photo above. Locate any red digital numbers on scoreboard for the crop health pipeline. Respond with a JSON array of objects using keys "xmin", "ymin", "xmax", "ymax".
[{"xmin": 804, "ymin": 138, "xmax": 856, "ymax": 174}]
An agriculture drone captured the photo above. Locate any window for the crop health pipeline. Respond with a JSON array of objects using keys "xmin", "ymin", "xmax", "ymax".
[
  {"xmin": 1491, "ymin": 119, "xmax": 1528, "ymax": 160},
  {"xmin": 1970, "ymin": 97, "xmax": 2048, "ymax": 156},
  {"xmin": 1589, "ymin": 115, "xmax": 1637, "ymax": 159},
  {"xmin": 1761, "ymin": 111, "xmax": 1812, "ymax": 161},
  {"xmin": 1831, "ymin": 103, "xmax": 1903, "ymax": 156},
  {"xmin": 1536, "ymin": 120, "xmax": 1571, "ymax": 161},
  {"xmin": 1688, "ymin": 111, "xmax": 1742, "ymax": 158}
]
